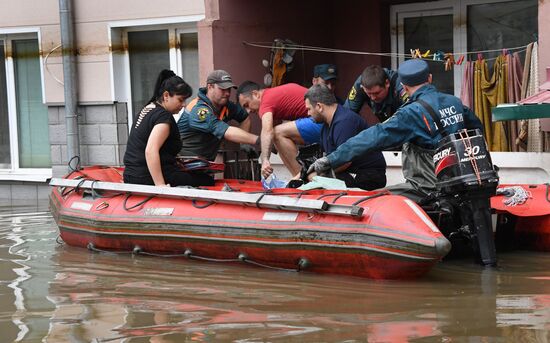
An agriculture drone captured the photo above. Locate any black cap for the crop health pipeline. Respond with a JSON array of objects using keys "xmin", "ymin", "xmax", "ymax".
[{"xmin": 313, "ymin": 64, "xmax": 338, "ymax": 80}]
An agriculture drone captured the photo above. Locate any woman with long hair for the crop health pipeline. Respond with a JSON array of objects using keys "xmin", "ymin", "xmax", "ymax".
[{"xmin": 123, "ymin": 70, "xmax": 214, "ymax": 187}]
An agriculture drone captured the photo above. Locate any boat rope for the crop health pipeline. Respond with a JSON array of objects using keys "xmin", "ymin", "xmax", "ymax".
[
  {"xmin": 61, "ymin": 177, "xmax": 87, "ymax": 197},
  {"xmin": 546, "ymin": 183, "xmax": 550, "ymax": 203},
  {"xmin": 255, "ymin": 193, "xmax": 267, "ymax": 208},
  {"xmin": 87, "ymin": 243, "xmax": 134, "ymax": 255},
  {"xmin": 191, "ymin": 199, "xmax": 215, "ymax": 209},
  {"xmin": 89, "ymin": 180, "xmax": 125, "ymax": 200},
  {"xmin": 123, "ymin": 193, "xmax": 155, "ymax": 211},
  {"xmin": 66, "ymin": 155, "xmax": 84, "ymax": 179},
  {"xmin": 316, "ymin": 192, "xmax": 347, "ymax": 202},
  {"xmin": 331, "ymin": 193, "xmax": 347, "ymax": 203},
  {"xmin": 459, "ymin": 130, "xmax": 482, "ymax": 185},
  {"xmin": 352, "ymin": 191, "xmax": 390, "ymax": 206},
  {"xmin": 56, "ymin": 235, "xmax": 64, "ymax": 245},
  {"xmin": 87, "ymin": 243, "xmax": 308, "ymax": 272}
]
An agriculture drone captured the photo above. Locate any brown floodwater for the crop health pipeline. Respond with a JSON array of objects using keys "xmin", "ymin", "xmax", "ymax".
[{"xmin": 0, "ymin": 204, "xmax": 549, "ymax": 343}]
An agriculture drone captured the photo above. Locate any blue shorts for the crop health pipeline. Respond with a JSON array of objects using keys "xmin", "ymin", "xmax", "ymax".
[{"xmin": 295, "ymin": 117, "xmax": 322, "ymax": 145}]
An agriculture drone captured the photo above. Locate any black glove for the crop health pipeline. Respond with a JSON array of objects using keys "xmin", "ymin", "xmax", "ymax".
[
  {"xmin": 240, "ymin": 144, "xmax": 258, "ymax": 159},
  {"xmin": 307, "ymin": 156, "xmax": 331, "ymax": 175}
]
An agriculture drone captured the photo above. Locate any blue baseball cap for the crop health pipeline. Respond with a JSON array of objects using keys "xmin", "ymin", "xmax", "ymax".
[
  {"xmin": 313, "ymin": 64, "xmax": 338, "ymax": 80},
  {"xmin": 398, "ymin": 59, "xmax": 430, "ymax": 86}
]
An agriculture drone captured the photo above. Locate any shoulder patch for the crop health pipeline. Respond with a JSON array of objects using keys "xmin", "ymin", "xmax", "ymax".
[
  {"xmin": 399, "ymin": 88, "xmax": 409, "ymax": 103},
  {"xmin": 196, "ymin": 107, "xmax": 210, "ymax": 121},
  {"xmin": 348, "ymin": 87, "xmax": 357, "ymax": 101}
]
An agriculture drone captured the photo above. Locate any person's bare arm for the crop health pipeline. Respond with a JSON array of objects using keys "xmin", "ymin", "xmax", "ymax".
[
  {"xmin": 145, "ymin": 123, "xmax": 171, "ymax": 186},
  {"xmin": 238, "ymin": 116, "xmax": 252, "ymax": 132},
  {"xmin": 224, "ymin": 126, "xmax": 258, "ymax": 144},
  {"xmin": 260, "ymin": 112, "xmax": 275, "ymax": 178}
]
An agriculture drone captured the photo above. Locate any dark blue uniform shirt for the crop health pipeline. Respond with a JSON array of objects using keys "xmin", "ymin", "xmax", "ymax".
[
  {"xmin": 343, "ymin": 68, "xmax": 408, "ymax": 122},
  {"xmin": 329, "ymin": 84, "xmax": 483, "ymax": 167},
  {"xmin": 321, "ymin": 105, "xmax": 386, "ymax": 172}
]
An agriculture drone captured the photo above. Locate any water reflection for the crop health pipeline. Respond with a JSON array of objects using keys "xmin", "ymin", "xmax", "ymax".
[{"xmin": 0, "ymin": 210, "xmax": 548, "ymax": 342}]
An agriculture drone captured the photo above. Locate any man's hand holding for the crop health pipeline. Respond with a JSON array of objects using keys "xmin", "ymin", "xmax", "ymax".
[
  {"xmin": 307, "ymin": 157, "xmax": 331, "ymax": 175},
  {"xmin": 261, "ymin": 159, "xmax": 274, "ymax": 179}
]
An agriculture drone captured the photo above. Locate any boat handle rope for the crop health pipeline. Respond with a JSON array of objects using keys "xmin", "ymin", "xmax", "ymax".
[
  {"xmin": 316, "ymin": 192, "xmax": 347, "ymax": 203},
  {"xmin": 66, "ymin": 156, "xmax": 94, "ymax": 180},
  {"xmin": 95, "ymin": 201, "xmax": 109, "ymax": 210},
  {"xmin": 255, "ymin": 193, "xmax": 266, "ymax": 208},
  {"xmin": 89, "ymin": 180, "xmax": 125, "ymax": 200},
  {"xmin": 123, "ymin": 193, "xmax": 155, "ymax": 211},
  {"xmin": 86, "ymin": 243, "xmax": 309, "ymax": 272},
  {"xmin": 352, "ymin": 191, "xmax": 390, "ymax": 206},
  {"xmin": 546, "ymin": 183, "xmax": 550, "ymax": 203},
  {"xmin": 60, "ymin": 177, "xmax": 86, "ymax": 197},
  {"xmin": 192, "ymin": 199, "xmax": 215, "ymax": 209}
]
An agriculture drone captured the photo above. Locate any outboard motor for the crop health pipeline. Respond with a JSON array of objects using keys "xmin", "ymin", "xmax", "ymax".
[{"xmin": 433, "ymin": 129, "xmax": 499, "ymax": 266}]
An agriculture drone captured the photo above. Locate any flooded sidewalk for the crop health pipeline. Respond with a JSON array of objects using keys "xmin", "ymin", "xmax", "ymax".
[{"xmin": 0, "ymin": 206, "xmax": 549, "ymax": 342}]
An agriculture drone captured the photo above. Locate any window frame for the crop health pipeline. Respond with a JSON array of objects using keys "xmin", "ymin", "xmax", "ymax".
[
  {"xmin": 390, "ymin": 0, "xmax": 532, "ymax": 96},
  {"xmin": 0, "ymin": 28, "xmax": 51, "ymax": 182},
  {"xmin": 108, "ymin": 15, "xmax": 203, "ymax": 130}
]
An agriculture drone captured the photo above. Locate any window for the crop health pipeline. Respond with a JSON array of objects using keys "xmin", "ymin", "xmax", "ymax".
[
  {"xmin": 391, "ymin": 0, "xmax": 538, "ymax": 96},
  {"xmin": 110, "ymin": 20, "xmax": 200, "ymax": 128},
  {"xmin": 179, "ymin": 31, "xmax": 199, "ymax": 98},
  {"xmin": 0, "ymin": 33, "xmax": 51, "ymax": 180},
  {"xmin": 128, "ymin": 30, "xmax": 170, "ymax": 123}
]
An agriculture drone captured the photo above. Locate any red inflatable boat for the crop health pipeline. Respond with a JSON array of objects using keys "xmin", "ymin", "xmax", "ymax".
[
  {"xmin": 491, "ymin": 183, "xmax": 550, "ymax": 251},
  {"xmin": 49, "ymin": 166, "xmax": 452, "ymax": 280}
]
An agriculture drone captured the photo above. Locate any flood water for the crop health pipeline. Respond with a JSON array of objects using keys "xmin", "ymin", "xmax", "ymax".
[{"xmin": 0, "ymin": 205, "xmax": 549, "ymax": 343}]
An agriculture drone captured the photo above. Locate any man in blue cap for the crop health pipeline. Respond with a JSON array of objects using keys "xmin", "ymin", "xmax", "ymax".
[
  {"xmin": 312, "ymin": 64, "xmax": 344, "ymax": 105},
  {"xmin": 344, "ymin": 65, "xmax": 408, "ymax": 122},
  {"xmin": 308, "ymin": 59, "xmax": 484, "ymax": 202}
]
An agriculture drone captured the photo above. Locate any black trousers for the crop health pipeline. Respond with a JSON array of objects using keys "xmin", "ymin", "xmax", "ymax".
[
  {"xmin": 124, "ymin": 166, "xmax": 214, "ymax": 187},
  {"xmin": 336, "ymin": 168, "xmax": 387, "ymax": 191}
]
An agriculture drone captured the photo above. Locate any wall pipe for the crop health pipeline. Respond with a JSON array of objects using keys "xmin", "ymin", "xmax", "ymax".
[{"xmin": 59, "ymin": 0, "xmax": 80, "ymax": 169}]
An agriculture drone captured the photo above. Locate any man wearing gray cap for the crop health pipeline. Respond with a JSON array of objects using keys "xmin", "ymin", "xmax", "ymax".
[
  {"xmin": 308, "ymin": 59, "xmax": 484, "ymax": 202},
  {"xmin": 177, "ymin": 70, "xmax": 258, "ymax": 161}
]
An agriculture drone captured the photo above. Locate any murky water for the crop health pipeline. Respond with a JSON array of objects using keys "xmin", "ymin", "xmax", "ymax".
[{"xmin": 0, "ymin": 205, "xmax": 549, "ymax": 343}]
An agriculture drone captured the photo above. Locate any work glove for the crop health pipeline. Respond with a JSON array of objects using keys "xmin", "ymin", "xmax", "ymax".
[
  {"xmin": 307, "ymin": 156, "xmax": 331, "ymax": 175},
  {"xmin": 239, "ymin": 144, "xmax": 258, "ymax": 159}
]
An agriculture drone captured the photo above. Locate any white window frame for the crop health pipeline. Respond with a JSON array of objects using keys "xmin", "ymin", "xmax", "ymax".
[
  {"xmin": 0, "ymin": 28, "xmax": 51, "ymax": 182},
  {"xmin": 108, "ymin": 15, "xmax": 203, "ymax": 130},
  {"xmin": 390, "ymin": 0, "xmax": 530, "ymax": 97}
]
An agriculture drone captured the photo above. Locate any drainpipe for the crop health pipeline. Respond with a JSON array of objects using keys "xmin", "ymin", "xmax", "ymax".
[{"xmin": 59, "ymin": 0, "xmax": 80, "ymax": 170}]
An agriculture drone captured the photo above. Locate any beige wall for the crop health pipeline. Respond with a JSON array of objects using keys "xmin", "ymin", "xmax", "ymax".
[{"xmin": 0, "ymin": 0, "xmax": 205, "ymax": 104}]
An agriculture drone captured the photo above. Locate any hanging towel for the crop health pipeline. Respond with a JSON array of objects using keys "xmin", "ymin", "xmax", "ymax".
[
  {"xmin": 517, "ymin": 43, "xmax": 534, "ymax": 151},
  {"xmin": 525, "ymin": 42, "xmax": 544, "ymax": 152},
  {"xmin": 475, "ymin": 55, "xmax": 509, "ymax": 151},
  {"xmin": 506, "ymin": 52, "xmax": 524, "ymax": 151},
  {"xmin": 460, "ymin": 61, "xmax": 474, "ymax": 109}
]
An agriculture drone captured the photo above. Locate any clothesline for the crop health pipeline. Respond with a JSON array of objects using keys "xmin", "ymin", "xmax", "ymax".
[{"xmin": 242, "ymin": 40, "xmax": 532, "ymax": 66}]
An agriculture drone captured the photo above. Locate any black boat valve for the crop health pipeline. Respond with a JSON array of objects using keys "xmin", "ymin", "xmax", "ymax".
[{"xmin": 297, "ymin": 258, "xmax": 310, "ymax": 271}]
